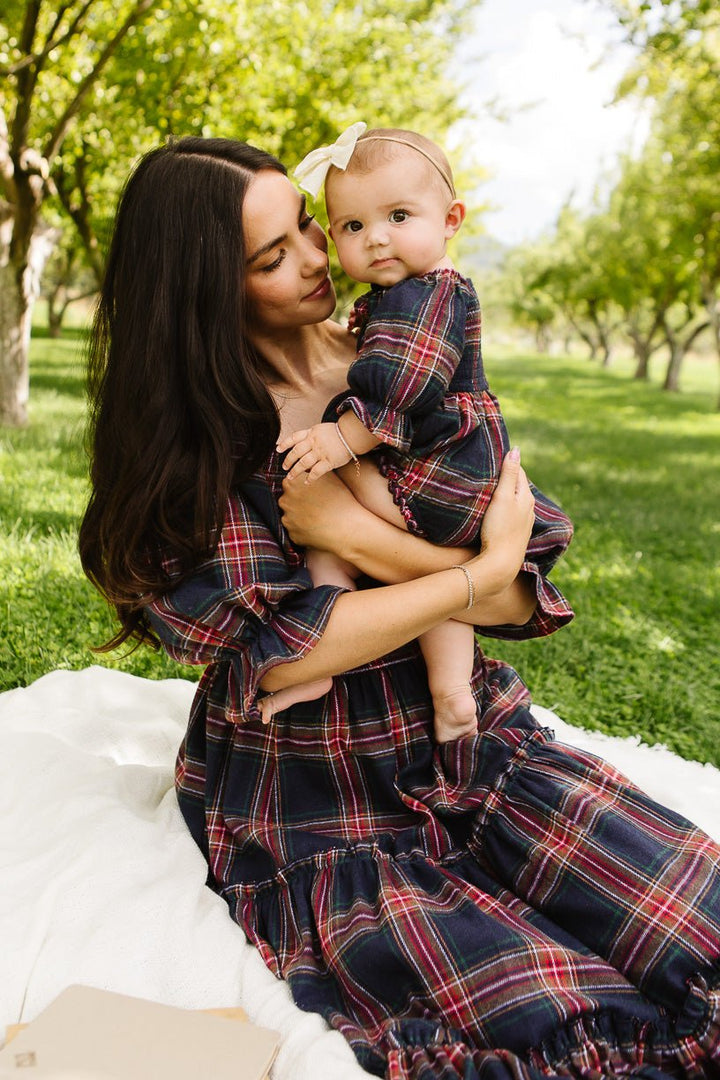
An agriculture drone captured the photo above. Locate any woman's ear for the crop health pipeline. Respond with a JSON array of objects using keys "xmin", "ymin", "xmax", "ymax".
[{"xmin": 444, "ymin": 200, "xmax": 466, "ymax": 238}]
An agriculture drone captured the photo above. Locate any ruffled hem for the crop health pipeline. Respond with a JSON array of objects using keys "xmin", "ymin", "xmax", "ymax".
[
  {"xmin": 226, "ymin": 839, "xmax": 720, "ymax": 1080},
  {"xmin": 382, "ymin": 1001, "xmax": 720, "ymax": 1079}
]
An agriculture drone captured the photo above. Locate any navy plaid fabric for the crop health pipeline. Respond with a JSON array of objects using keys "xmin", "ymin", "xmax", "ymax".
[
  {"xmin": 328, "ymin": 270, "xmax": 574, "ymax": 641},
  {"xmin": 147, "ymin": 467, "xmax": 720, "ymax": 1080}
]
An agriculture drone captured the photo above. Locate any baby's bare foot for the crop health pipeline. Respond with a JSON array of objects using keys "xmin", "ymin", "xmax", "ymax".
[
  {"xmin": 258, "ymin": 677, "xmax": 333, "ymax": 725},
  {"xmin": 432, "ymin": 685, "xmax": 477, "ymax": 744}
]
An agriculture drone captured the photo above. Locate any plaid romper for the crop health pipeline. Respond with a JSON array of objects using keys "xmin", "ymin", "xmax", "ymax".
[
  {"xmin": 329, "ymin": 270, "xmax": 574, "ymax": 583},
  {"xmin": 148, "ymin": 469, "xmax": 720, "ymax": 1080}
]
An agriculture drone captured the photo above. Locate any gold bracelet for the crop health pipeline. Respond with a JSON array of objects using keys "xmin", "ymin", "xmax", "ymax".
[
  {"xmin": 335, "ymin": 422, "xmax": 361, "ymax": 476},
  {"xmin": 450, "ymin": 564, "xmax": 475, "ymax": 610}
]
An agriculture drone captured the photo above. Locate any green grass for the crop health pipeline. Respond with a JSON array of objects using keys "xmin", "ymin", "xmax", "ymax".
[
  {"xmin": 0, "ymin": 329, "xmax": 192, "ymax": 687},
  {"xmin": 481, "ymin": 347, "xmax": 719, "ymax": 766},
  {"xmin": 1, "ymin": 332, "xmax": 718, "ymax": 765}
]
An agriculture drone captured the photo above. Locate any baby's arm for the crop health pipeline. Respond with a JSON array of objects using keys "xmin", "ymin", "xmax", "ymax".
[{"xmin": 277, "ymin": 412, "xmax": 381, "ymax": 483}]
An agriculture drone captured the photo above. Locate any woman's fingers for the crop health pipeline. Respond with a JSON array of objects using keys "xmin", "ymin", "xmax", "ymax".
[
  {"xmin": 496, "ymin": 446, "xmax": 522, "ymax": 492},
  {"xmin": 480, "ymin": 448, "xmax": 535, "ymax": 564}
]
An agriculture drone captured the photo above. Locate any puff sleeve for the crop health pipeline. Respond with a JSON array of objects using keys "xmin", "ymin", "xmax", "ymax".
[
  {"xmin": 337, "ymin": 274, "xmax": 469, "ymax": 452},
  {"xmin": 146, "ymin": 491, "xmax": 346, "ymax": 723}
]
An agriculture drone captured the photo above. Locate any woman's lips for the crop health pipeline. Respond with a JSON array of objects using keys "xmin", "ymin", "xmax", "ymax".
[{"xmin": 303, "ymin": 276, "xmax": 331, "ymax": 301}]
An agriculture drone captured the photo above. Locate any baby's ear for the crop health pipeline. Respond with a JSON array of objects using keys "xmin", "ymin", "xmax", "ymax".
[{"xmin": 445, "ymin": 200, "xmax": 466, "ymax": 238}]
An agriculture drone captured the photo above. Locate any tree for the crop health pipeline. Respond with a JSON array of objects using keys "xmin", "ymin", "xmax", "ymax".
[
  {"xmin": 499, "ymin": 241, "xmax": 560, "ymax": 353},
  {"xmin": 607, "ymin": 0, "xmax": 720, "ymax": 398},
  {"xmin": 1, "ymin": 0, "xmax": 476, "ymax": 425},
  {"xmin": 41, "ymin": 227, "xmax": 96, "ymax": 337},
  {"xmin": 0, "ymin": 0, "xmax": 167, "ymax": 425}
]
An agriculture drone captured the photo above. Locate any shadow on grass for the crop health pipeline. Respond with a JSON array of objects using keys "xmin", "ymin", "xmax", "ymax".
[
  {"xmin": 31, "ymin": 326, "xmax": 86, "ymax": 343},
  {"xmin": 30, "ymin": 369, "xmax": 87, "ymax": 399},
  {"xmin": 0, "ymin": 504, "xmax": 81, "ymax": 538}
]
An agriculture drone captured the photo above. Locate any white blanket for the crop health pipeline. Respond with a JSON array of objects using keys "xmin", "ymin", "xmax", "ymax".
[{"xmin": 1, "ymin": 666, "xmax": 719, "ymax": 1078}]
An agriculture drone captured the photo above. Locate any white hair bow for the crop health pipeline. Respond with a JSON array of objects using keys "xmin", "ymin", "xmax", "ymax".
[{"xmin": 294, "ymin": 122, "xmax": 367, "ymax": 198}]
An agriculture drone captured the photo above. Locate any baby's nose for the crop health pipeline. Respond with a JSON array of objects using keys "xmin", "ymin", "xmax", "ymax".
[{"xmin": 366, "ymin": 223, "xmax": 389, "ymax": 245}]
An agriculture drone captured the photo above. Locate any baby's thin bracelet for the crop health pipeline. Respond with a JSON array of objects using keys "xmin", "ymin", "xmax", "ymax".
[
  {"xmin": 335, "ymin": 422, "xmax": 361, "ymax": 476},
  {"xmin": 451, "ymin": 564, "xmax": 475, "ymax": 610}
]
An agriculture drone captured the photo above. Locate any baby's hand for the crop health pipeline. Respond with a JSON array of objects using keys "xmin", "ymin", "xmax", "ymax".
[{"xmin": 277, "ymin": 422, "xmax": 352, "ymax": 483}]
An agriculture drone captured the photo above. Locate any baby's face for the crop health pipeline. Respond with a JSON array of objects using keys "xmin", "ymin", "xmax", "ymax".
[{"xmin": 326, "ymin": 158, "xmax": 454, "ymax": 287}]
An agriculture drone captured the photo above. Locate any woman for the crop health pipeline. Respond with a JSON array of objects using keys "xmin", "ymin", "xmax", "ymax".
[{"xmin": 79, "ymin": 137, "xmax": 720, "ymax": 1080}]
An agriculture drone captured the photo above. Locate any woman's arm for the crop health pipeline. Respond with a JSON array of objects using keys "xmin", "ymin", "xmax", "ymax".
[
  {"xmin": 263, "ymin": 451, "xmax": 534, "ymax": 691},
  {"xmin": 278, "ymin": 460, "xmax": 537, "ymax": 628}
]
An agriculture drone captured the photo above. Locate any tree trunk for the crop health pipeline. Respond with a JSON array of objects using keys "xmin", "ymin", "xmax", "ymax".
[
  {"xmin": 0, "ymin": 257, "xmax": 32, "ymax": 426},
  {"xmin": 661, "ymin": 315, "xmax": 709, "ymax": 393},
  {"xmin": 700, "ymin": 282, "xmax": 720, "ymax": 411},
  {"xmin": 662, "ymin": 340, "xmax": 684, "ymax": 392},
  {"xmin": 535, "ymin": 325, "xmax": 550, "ymax": 353},
  {"xmin": 0, "ymin": 221, "xmax": 56, "ymax": 425},
  {"xmin": 47, "ymin": 305, "xmax": 63, "ymax": 338},
  {"xmin": 599, "ymin": 330, "xmax": 612, "ymax": 368},
  {"xmin": 632, "ymin": 341, "xmax": 651, "ymax": 380},
  {"xmin": 46, "ymin": 279, "xmax": 62, "ymax": 338}
]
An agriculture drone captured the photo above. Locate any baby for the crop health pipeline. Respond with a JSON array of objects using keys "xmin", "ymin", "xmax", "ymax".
[{"xmin": 263, "ymin": 123, "xmax": 573, "ymax": 741}]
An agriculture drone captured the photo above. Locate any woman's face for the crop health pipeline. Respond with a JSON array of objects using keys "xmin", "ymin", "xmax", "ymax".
[{"xmin": 243, "ymin": 170, "xmax": 336, "ymax": 332}]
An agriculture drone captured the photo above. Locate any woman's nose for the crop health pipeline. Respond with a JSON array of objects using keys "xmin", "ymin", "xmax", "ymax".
[{"xmin": 301, "ymin": 231, "xmax": 328, "ymax": 273}]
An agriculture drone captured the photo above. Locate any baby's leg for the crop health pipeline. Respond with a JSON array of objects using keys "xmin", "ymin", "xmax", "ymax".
[
  {"xmin": 337, "ymin": 458, "xmax": 407, "ymax": 529},
  {"xmin": 258, "ymin": 550, "xmax": 357, "ymax": 725},
  {"xmin": 339, "ymin": 460, "xmax": 477, "ymax": 741},
  {"xmin": 420, "ymin": 620, "xmax": 478, "ymax": 743}
]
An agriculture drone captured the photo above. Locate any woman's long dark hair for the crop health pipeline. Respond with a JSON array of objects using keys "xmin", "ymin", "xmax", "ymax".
[{"xmin": 79, "ymin": 137, "xmax": 286, "ymax": 650}]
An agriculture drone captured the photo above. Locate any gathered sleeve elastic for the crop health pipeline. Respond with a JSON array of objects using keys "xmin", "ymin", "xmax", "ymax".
[
  {"xmin": 475, "ymin": 560, "xmax": 574, "ymax": 641},
  {"xmin": 145, "ymin": 492, "xmax": 346, "ymax": 722},
  {"xmin": 337, "ymin": 274, "xmax": 469, "ymax": 453}
]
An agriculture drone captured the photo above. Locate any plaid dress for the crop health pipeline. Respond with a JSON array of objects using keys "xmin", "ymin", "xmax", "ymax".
[
  {"xmin": 147, "ymin": 461, "xmax": 720, "ymax": 1080},
  {"xmin": 331, "ymin": 269, "xmax": 574, "ymax": 584}
]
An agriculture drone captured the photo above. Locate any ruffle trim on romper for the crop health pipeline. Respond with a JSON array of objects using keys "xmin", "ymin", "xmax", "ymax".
[{"xmin": 378, "ymin": 457, "xmax": 424, "ymax": 535}]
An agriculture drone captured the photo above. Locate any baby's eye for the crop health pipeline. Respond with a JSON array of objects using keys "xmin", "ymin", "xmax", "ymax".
[
  {"xmin": 345, "ymin": 220, "xmax": 363, "ymax": 233},
  {"xmin": 390, "ymin": 209, "xmax": 409, "ymax": 223}
]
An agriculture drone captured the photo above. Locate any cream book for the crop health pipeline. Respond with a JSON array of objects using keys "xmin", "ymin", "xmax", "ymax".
[{"xmin": 0, "ymin": 986, "xmax": 280, "ymax": 1079}]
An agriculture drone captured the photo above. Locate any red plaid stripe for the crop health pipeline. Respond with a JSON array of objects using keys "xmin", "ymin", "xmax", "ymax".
[{"xmin": 148, "ymin": 463, "xmax": 720, "ymax": 1080}]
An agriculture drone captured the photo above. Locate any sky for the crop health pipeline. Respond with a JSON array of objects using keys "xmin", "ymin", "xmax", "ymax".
[{"xmin": 453, "ymin": 0, "xmax": 651, "ymax": 246}]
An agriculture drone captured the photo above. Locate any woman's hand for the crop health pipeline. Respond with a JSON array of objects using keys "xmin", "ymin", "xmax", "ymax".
[
  {"xmin": 472, "ymin": 449, "xmax": 535, "ymax": 592},
  {"xmin": 279, "ymin": 470, "xmax": 362, "ymax": 550}
]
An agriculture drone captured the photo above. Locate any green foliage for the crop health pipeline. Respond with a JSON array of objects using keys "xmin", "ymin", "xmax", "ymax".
[
  {"xmin": 2, "ymin": 334, "xmax": 718, "ymax": 767},
  {"xmin": 1, "ymin": 0, "xmax": 477, "ymax": 310}
]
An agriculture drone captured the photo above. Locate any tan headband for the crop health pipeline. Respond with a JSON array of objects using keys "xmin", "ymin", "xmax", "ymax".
[{"xmin": 357, "ymin": 134, "xmax": 456, "ymax": 197}]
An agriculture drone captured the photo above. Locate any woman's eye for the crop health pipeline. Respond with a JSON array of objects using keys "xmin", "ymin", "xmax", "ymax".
[
  {"xmin": 345, "ymin": 220, "xmax": 363, "ymax": 233},
  {"xmin": 390, "ymin": 210, "xmax": 409, "ymax": 223},
  {"xmin": 260, "ymin": 252, "xmax": 285, "ymax": 273},
  {"xmin": 299, "ymin": 213, "xmax": 316, "ymax": 231}
]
